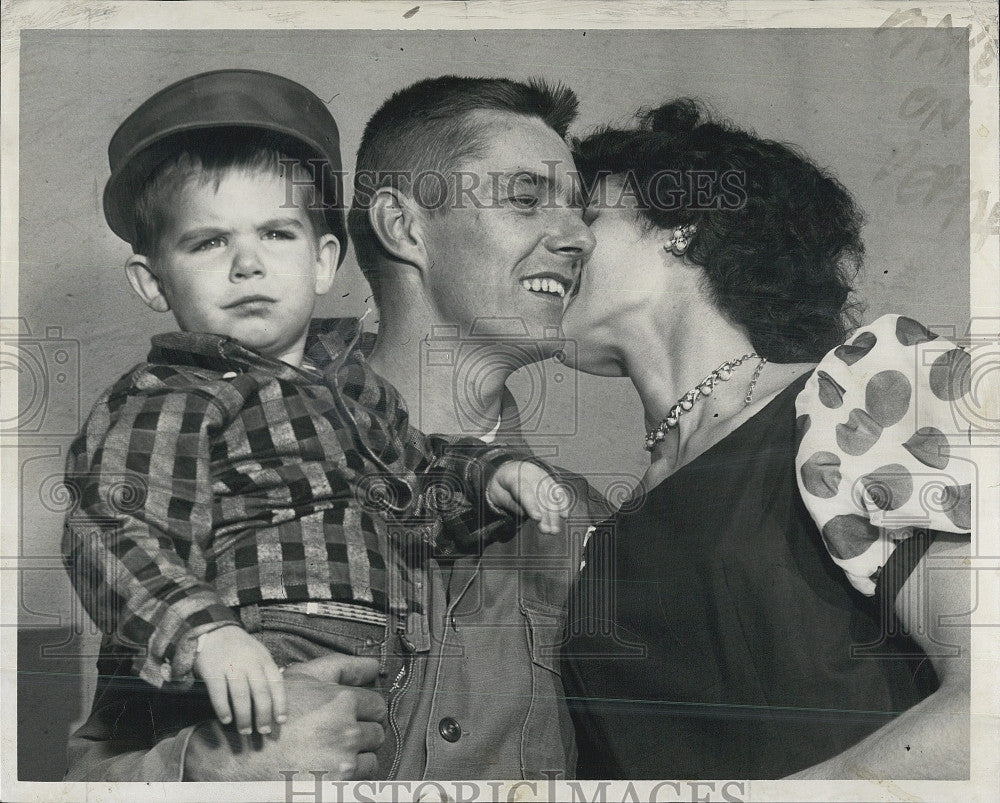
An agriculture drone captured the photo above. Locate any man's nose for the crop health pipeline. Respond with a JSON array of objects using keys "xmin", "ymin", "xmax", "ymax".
[
  {"xmin": 546, "ymin": 212, "xmax": 596, "ymax": 260},
  {"xmin": 229, "ymin": 240, "xmax": 265, "ymax": 281}
]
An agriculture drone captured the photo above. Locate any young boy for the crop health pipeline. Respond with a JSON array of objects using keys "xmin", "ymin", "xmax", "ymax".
[{"xmin": 63, "ymin": 70, "xmax": 568, "ymax": 741}]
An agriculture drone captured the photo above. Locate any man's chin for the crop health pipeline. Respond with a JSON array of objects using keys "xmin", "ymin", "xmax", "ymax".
[
  {"xmin": 552, "ymin": 340, "xmax": 579, "ymax": 370},
  {"xmin": 552, "ymin": 333, "xmax": 625, "ymax": 378},
  {"xmin": 536, "ymin": 335, "xmax": 569, "ymax": 364},
  {"xmin": 517, "ymin": 324, "xmax": 566, "ymax": 365},
  {"xmin": 552, "ymin": 320, "xmax": 607, "ymax": 374}
]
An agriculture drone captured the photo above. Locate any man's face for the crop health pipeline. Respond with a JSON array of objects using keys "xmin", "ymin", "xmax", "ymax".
[
  {"xmin": 146, "ymin": 168, "xmax": 337, "ymax": 365},
  {"xmin": 418, "ymin": 111, "xmax": 595, "ymax": 356}
]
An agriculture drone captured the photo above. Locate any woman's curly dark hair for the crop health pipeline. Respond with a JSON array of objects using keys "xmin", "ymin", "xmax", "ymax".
[{"xmin": 572, "ymin": 99, "xmax": 865, "ymax": 362}]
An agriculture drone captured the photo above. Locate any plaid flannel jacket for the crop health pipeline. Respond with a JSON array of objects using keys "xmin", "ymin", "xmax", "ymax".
[{"xmin": 62, "ymin": 318, "xmax": 529, "ymax": 686}]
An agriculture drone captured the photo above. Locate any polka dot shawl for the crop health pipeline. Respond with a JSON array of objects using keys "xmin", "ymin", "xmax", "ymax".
[{"xmin": 795, "ymin": 314, "xmax": 976, "ymax": 596}]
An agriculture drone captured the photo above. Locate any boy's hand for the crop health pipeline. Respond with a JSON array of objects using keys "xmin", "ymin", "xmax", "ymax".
[
  {"xmin": 193, "ymin": 625, "xmax": 287, "ymax": 736},
  {"xmin": 486, "ymin": 460, "xmax": 571, "ymax": 534}
]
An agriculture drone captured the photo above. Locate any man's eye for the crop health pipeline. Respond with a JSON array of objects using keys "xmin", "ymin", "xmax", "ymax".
[
  {"xmin": 263, "ymin": 230, "xmax": 296, "ymax": 241},
  {"xmin": 509, "ymin": 195, "xmax": 539, "ymax": 210}
]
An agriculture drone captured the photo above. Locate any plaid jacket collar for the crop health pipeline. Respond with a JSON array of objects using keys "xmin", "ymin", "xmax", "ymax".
[
  {"xmin": 147, "ymin": 318, "xmax": 367, "ymax": 383},
  {"xmin": 148, "ymin": 317, "xmax": 528, "ymax": 446}
]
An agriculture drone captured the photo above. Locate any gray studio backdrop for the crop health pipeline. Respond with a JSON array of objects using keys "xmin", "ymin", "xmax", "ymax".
[{"xmin": 16, "ymin": 27, "xmax": 969, "ymax": 779}]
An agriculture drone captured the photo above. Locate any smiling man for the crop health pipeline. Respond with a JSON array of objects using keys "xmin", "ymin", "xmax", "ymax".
[
  {"xmin": 346, "ymin": 75, "xmax": 606, "ymax": 779},
  {"xmin": 351, "ymin": 80, "xmax": 593, "ymax": 431}
]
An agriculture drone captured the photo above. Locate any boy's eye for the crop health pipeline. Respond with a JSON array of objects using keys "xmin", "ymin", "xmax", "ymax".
[{"xmin": 193, "ymin": 236, "xmax": 226, "ymax": 252}]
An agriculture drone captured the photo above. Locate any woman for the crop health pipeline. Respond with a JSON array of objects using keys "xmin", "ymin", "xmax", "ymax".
[{"xmin": 560, "ymin": 100, "xmax": 972, "ymax": 779}]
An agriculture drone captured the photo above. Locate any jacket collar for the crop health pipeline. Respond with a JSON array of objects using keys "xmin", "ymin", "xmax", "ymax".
[
  {"xmin": 148, "ymin": 318, "xmax": 528, "ymax": 445},
  {"xmin": 148, "ymin": 318, "xmax": 369, "ymax": 382}
]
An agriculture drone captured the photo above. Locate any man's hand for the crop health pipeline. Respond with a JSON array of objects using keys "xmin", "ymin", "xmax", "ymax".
[
  {"xmin": 184, "ymin": 654, "xmax": 387, "ymax": 781},
  {"xmin": 487, "ymin": 460, "xmax": 571, "ymax": 534},
  {"xmin": 193, "ymin": 625, "xmax": 287, "ymax": 735}
]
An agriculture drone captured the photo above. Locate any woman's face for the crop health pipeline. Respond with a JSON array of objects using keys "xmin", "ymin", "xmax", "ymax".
[{"xmin": 561, "ymin": 176, "xmax": 672, "ymax": 376}]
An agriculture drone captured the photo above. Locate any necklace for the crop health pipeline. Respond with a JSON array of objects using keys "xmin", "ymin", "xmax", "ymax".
[{"xmin": 644, "ymin": 353, "xmax": 768, "ymax": 451}]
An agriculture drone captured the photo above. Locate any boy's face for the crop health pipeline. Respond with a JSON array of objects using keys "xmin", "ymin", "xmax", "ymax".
[{"xmin": 126, "ymin": 168, "xmax": 338, "ymax": 366}]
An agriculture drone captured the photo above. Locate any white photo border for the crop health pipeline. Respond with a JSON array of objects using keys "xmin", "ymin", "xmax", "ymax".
[{"xmin": 2, "ymin": 2, "xmax": 997, "ymax": 802}]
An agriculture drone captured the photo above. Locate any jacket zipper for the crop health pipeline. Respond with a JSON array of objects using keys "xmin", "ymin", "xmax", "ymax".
[{"xmin": 385, "ymin": 656, "xmax": 412, "ymax": 781}]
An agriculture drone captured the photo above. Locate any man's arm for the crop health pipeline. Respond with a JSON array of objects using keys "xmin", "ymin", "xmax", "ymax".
[
  {"xmin": 787, "ymin": 536, "xmax": 970, "ymax": 779},
  {"xmin": 66, "ymin": 716, "xmax": 196, "ymax": 781},
  {"xmin": 66, "ymin": 644, "xmax": 386, "ymax": 782},
  {"xmin": 65, "ymin": 638, "xmax": 214, "ymax": 781}
]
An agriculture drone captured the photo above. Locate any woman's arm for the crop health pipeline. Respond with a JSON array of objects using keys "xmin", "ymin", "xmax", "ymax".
[{"xmin": 787, "ymin": 536, "xmax": 970, "ymax": 779}]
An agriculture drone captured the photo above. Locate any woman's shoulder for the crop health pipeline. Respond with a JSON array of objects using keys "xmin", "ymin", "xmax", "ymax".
[{"xmin": 794, "ymin": 313, "xmax": 975, "ymax": 595}]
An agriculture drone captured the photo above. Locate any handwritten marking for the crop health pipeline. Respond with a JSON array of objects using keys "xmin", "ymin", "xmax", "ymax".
[
  {"xmin": 899, "ymin": 86, "xmax": 970, "ymax": 132},
  {"xmin": 971, "ymin": 191, "xmax": 999, "ymax": 255}
]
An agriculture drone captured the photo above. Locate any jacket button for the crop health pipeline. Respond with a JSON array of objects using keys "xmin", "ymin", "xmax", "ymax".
[{"xmin": 438, "ymin": 717, "xmax": 462, "ymax": 742}]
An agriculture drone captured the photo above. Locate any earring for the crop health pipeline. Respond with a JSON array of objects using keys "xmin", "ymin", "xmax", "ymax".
[{"xmin": 666, "ymin": 223, "xmax": 697, "ymax": 256}]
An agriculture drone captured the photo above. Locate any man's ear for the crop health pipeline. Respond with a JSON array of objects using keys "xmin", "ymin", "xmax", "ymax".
[
  {"xmin": 367, "ymin": 186, "xmax": 430, "ymax": 271},
  {"xmin": 125, "ymin": 255, "xmax": 171, "ymax": 313},
  {"xmin": 313, "ymin": 234, "xmax": 340, "ymax": 296}
]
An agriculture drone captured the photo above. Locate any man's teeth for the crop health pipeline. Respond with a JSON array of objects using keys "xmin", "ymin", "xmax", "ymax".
[{"xmin": 520, "ymin": 277, "xmax": 566, "ymax": 298}]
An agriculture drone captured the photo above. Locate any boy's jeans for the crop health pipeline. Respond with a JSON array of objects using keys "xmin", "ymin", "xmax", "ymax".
[{"xmin": 237, "ymin": 603, "xmax": 406, "ymax": 779}]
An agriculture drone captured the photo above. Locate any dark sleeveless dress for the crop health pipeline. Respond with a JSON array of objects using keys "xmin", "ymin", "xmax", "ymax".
[{"xmin": 561, "ymin": 373, "xmax": 935, "ymax": 779}]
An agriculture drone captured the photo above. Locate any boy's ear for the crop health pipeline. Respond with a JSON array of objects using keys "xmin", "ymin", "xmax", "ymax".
[
  {"xmin": 313, "ymin": 234, "xmax": 340, "ymax": 296},
  {"xmin": 367, "ymin": 186, "xmax": 430, "ymax": 272},
  {"xmin": 125, "ymin": 255, "xmax": 171, "ymax": 313}
]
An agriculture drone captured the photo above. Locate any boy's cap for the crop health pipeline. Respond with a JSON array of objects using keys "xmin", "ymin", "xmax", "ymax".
[{"xmin": 103, "ymin": 69, "xmax": 347, "ymax": 260}]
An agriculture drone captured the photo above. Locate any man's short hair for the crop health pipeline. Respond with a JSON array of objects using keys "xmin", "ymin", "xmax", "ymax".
[
  {"xmin": 132, "ymin": 131, "xmax": 331, "ymax": 258},
  {"xmin": 348, "ymin": 75, "xmax": 579, "ymax": 306}
]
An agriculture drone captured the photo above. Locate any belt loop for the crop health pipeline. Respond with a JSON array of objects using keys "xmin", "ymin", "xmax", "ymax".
[
  {"xmin": 403, "ymin": 611, "xmax": 431, "ymax": 653},
  {"xmin": 378, "ymin": 620, "xmax": 391, "ymax": 676},
  {"xmin": 239, "ymin": 602, "xmax": 262, "ymax": 633}
]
